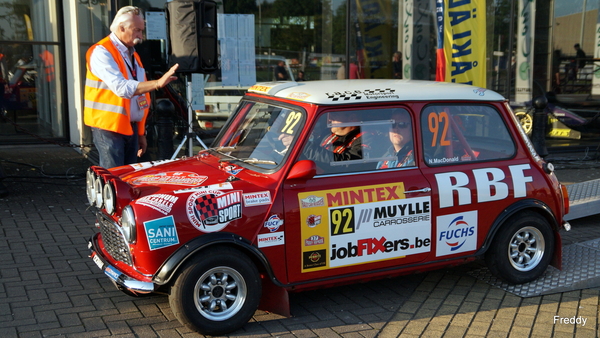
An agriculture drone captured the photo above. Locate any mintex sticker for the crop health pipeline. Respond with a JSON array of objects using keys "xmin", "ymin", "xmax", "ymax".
[
  {"xmin": 186, "ymin": 190, "xmax": 242, "ymax": 232},
  {"xmin": 144, "ymin": 216, "xmax": 179, "ymax": 250},
  {"xmin": 243, "ymin": 191, "xmax": 271, "ymax": 206},
  {"xmin": 436, "ymin": 211, "xmax": 478, "ymax": 257},
  {"xmin": 298, "ymin": 183, "xmax": 431, "ymax": 271},
  {"xmin": 136, "ymin": 194, "xmax": 178, "ymax": 215},
  {"xmin": 248, "ymin": 84, "xmax": 273, "ymax": 94},
  {"xmin": 131, "ymin": 172, "xmax": 207, "ymax": 186},
  {"xmin": 257, "ymin": 232, "xmax": 285, "ymax": 248}
]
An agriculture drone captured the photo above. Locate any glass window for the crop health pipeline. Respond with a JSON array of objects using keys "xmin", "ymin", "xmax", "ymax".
[
  {"xmin": 0, "ymin": 0, "xmax": 65, "ymax": 142},
  {"xmin": 301, "ymin": 108, "xmax": 415, "ymax": 175},
  {"xmin": 214, "ymin": 101, "xmax": 305, "ymax": 170},
  {"xmin": 421, "ymin": 105, "xmax": 515, "ymax": 166}
]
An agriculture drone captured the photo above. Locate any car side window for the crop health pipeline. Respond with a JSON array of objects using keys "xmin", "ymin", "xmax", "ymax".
[
  {"xmin": 421, "ymin": 105, "xmax": 516, "ymax": 166},
  {"xmin": 301, "ymin": 108, "xmax": 415, "ymax": 174}
]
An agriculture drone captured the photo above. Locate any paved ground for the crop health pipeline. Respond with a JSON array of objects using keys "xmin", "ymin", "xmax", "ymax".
[{"xmin": 1, "ymin": 145, "xmax": 600, "ymax": 337}]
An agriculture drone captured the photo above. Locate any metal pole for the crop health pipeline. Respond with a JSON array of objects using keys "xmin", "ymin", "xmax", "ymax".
[
  {"xmin": 531, "ymin": 96, "xmax": 549, "ymax": 158},
  {"xmin": 580, "ymin": 0, "xmax": 588, "ymax": 45},
  {"xmin": 506, "ymin": 0, "xmax": 516, "ymax": 100},
  {"xmin": 345, "ymin": 0, "xmax": 350, "ymax": 79},
  {"xmin": 187, "ymin": 74, "xmax": 194, "ymax": 157}
]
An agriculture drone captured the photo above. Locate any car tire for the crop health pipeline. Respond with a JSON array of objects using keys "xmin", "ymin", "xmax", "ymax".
[
  {"xmin": 485, "ymin": 211, "xmax": 554, "ymax": 284},
  {"xmin": 169, "ymin": 246, "xmax": 261, "ymax": 335},
  {"xmin": 514, "ymin": 109, "xmax": 533, "ymax": 136}
]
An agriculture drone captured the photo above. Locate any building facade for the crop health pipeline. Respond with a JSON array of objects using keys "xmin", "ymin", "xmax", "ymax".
[{"xmin": 0, "ymin": 0, "xmax": 597, "ymax": 153}]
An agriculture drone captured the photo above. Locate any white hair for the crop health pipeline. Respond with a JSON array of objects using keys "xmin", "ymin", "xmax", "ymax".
[{"xmin": 109, "ymin": 6, "xmax": 144, "ymax": 33}]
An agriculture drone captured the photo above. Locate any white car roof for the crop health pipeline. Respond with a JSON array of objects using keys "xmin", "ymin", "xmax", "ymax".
[{"xmin": 247, "ymin": 79, "xmax": 505, "ymax": 104}]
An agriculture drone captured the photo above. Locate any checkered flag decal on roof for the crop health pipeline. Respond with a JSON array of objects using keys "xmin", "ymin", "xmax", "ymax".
[
  {"xmin": 365, "ymin": 88, "xmax": 394, "ymax": 95},
  {"xmin": 326, "ymin": 88, "xmax": 395, "ymax": 101},
  {"xmin": 327, "ymin": 91, "xmax": 362, "ymax": 101},
  {"xmin": 194, "ymin": 193, "xmax": 218, "ymax": 226}
]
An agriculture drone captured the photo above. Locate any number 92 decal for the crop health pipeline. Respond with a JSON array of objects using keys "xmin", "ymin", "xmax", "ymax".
[{"xmin": 330, "ymin": 207, "xmax": 356, "ymax": 236}]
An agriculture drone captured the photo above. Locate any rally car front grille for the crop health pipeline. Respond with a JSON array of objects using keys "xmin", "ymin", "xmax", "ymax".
[{"xmin": 97, "ymin": 213, "xmax": 133, "ymax": 266}]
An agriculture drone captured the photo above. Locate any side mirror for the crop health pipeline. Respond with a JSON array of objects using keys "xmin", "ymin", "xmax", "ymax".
[{"xmin": 287, "ymin": 160, "xmax": 317, "ymax": 180}]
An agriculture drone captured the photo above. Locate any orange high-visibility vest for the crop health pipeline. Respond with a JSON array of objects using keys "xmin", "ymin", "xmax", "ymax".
[
  {"xmin": 84, "ymin": 36, "xmax": 149, "ymax": 136},
  {"xmin": 39, "ymin": 50, "xmax": 55, "ymax": 82}
]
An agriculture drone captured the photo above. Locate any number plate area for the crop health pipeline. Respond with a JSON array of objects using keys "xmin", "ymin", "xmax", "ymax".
[{"xmin": 92, "ymin": 252, "xmax": 104, "ymax": 270}]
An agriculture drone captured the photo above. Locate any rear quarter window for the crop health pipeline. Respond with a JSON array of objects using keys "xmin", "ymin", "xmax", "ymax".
[{"xmin": 421, "ymin": 105, "xmax": 516, "ymax": 166}]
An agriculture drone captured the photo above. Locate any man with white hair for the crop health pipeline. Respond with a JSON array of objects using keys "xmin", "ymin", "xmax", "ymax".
[{"xmin": 84, "ymin": 6, "xmax": 179, "ymax": 168}]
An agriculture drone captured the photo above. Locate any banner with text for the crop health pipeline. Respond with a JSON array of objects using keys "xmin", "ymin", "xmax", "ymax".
[
  {"xmin": 402, "ymin": 0, "xmax": 433, "ymax": 80},
  {"xmin": 592, "ymin": 1, "xmax": 600, "ymax": 95},
  {"xmin": 515, "ymin": 0, "xmax": 535, "ymax": 104},
  {"xmin": 356, "ymin": 0, "xmax": 393, "ymax": 79},
  {"xmin": 437, "ymin": 0, "xmax": 486, "ymax": 87}
]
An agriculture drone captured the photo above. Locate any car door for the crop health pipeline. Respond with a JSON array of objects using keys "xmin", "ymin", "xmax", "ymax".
[
  {"xmin": 283, "ymin": 106, "xmax": 433, "ymax": 284},
  {"xmin": 417, "ymin": 103, "xmax": 525, "ymax": 260}
]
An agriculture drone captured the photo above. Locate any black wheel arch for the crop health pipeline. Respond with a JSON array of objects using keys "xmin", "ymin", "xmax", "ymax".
[
  {"xmin": 152, "ymin": 232, "xmax": 278, "ymax": 286},
  {"xmin": 478, "ymin": 198, "xmax": 560, "ymax": 256}
]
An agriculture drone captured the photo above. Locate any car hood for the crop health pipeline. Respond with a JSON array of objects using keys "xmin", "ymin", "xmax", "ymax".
[{"xmin": 109, "ymin": 155, "xmax": 272, "ymax": 199}]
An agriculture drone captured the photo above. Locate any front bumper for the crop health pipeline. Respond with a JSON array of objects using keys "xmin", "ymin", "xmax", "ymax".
[{"xmin": 88, "ymin": 233, "xmax": 155, "ymax": 294}]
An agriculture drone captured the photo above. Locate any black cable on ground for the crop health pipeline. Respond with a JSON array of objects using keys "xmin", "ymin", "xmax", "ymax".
[{"xmin": 0, "ymin": 159, "xmax": 87, "ymax": 185}]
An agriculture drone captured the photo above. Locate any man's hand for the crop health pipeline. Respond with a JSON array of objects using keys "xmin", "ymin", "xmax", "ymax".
[
  {"xmin": 136, "ymin": 63, "xmax": 180, "ymax": 95},
  {"xmin": 137, "ymin": 134, "xmax": 147, "ymax": 157},
  {"xmin": 157, "ymin": 63, "xmax": 179, "ymax": 88},
  {"xmin": 278, "ymin": 133, "xmax": 293, "ymax": 147}
]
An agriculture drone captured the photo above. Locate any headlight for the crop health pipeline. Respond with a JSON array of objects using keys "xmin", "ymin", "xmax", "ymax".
[
  {"xmin": 94, "ymin": 176, "xmax": 104, "ymax": 208},
  {"xmin": 86, "ymin": 169, "xmax": 96, "ymax": 206},
  {"xmin": 103, "ymin": 181, "xmax": 116, "ymax": 215},
  {"xmin": 121, "ymin": 205, "xmax": 136, "ymax": 243}
]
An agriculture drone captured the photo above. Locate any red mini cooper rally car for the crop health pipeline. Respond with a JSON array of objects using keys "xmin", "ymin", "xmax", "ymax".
[{"xmin": 87, "ymin": 80, "xmax": 570, "ymax": 335}]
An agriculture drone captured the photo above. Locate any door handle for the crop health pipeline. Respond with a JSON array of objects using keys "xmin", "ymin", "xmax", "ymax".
[{"xmin": 404, "ymin": 187, "xmax": 431, "ymax": 194}]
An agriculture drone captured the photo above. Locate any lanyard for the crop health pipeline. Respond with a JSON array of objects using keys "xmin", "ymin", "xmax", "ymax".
[{"xmin": 124, "ymin": 53, "xmax": 137, "ymax": 79}]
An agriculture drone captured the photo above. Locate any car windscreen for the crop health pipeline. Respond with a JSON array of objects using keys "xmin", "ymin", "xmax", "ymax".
[{"xmin": 213, "ymin": 100, "xmax": 305, "ymax": 170}]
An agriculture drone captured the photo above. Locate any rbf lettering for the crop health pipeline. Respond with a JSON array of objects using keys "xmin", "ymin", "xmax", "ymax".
[{"xmin": 434, "ymin": 164, "xmax": 533, "ymax": 208}]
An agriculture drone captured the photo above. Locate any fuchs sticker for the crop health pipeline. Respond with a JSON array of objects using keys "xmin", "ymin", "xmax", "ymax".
[
  {"xmin": 144, "ymin": 216, "xmax": 179, "ymax": 250},
  {"xmin": 186, "ymin": 190, "xmax": 243, "ymax": 232},
  {"xmin": 136, "ymin": 194, "xmax": 178, "ymax": 215},
  {"xmin": 436, "ymin": 211, "xmax": 478, "ymax": 257},
  {"xmin": 243, "ymin": 191, "xmax": 271, "ymax": 206},
  {"xmin": 303, "ymin": 250, "xmax": 326, "ymax": 269},
  {"xmin": 131, "ymin": 172, "xmax": 208, "ymax": 186},
  {"xmin": 257, "ymin": 232, "xmax": 285, "ymax": 248},
  {"xmin": 264, "ymin": 215, "xmax": 283, "ymax": 232},
  {"xmin": 306, "ymin": 214, "xmax": 322, "ymax": 227},
  {"xmin": 305, "ymin": 235, "xmax": 324, "ymax": 246},
  {"xmin": 300, "ymin": 195, "xmax": 325, "ymax": 208}
]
